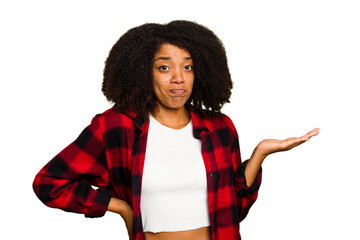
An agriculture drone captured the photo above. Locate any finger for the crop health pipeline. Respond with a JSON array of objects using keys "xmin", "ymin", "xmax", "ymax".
[
  {"xmin": 281, "ymin": 137, "xmax": 305, "ymax": 150},
  {"xmin": 307, "ymin": 128, "xmax": 320, "ymax": 137},
  {"xmin": 285, "ymin": 137, "xmax": 305, "ymax": 144},
  {"xmin": 300, "ymin": 128, "xmax": 320, "ymax": 141},
  {"xmin": 278, "ymin": 139, "xmax": 304, "ymax": 151}
]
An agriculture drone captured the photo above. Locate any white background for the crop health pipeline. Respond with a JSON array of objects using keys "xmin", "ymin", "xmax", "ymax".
[{"xmin": 1, "ymin": 0, "xmax": 359, "ymax": 239}]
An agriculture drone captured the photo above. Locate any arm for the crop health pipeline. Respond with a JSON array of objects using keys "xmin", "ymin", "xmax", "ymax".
[
  {"xmin": 225, "ymin": 116, "xmax": 262, "ymax": 222},
  {"xmin": 108, "ymin": 198, "xmax": 134, "ymax": 239},
  {"xmin": 225, "ymin": 114, "xmax": 319, "ymax": 221},
  {"xmin": 33, "ymin": 115, "xmax": 112, "ymax": 218},
  {"xmin": 245, "ymin": 128, "xmax": 320, "ymax": 187}
]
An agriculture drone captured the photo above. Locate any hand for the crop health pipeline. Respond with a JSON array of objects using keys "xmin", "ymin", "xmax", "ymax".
[{"xmin": 255, "ymin": 128, "xmax": 320, "ymax": 157}]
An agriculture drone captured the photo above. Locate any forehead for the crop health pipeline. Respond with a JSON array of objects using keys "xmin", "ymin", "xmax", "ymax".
[{"xmin": 154, "ymin": 43, "xmax": 191, "ymax": 58}]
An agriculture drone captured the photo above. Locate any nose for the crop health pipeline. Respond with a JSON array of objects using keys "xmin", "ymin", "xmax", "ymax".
[{"xmin": 170, "ymin": 68, "xmax": 184, "ymax": 84}]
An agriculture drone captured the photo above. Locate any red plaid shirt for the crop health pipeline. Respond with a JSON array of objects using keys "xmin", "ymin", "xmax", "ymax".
[{"xmin": 33, "ymin": 107, "xmax": 262, "ymax": 240}]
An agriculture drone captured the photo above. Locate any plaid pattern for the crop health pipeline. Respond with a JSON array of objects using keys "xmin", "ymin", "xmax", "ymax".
[{"xmin": 33, "ymin": 107, "xmax": 261, "ymax": 240}]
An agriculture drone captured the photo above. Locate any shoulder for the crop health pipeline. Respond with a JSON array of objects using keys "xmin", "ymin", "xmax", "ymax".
[
  {"xmin": 203, "ymin": 113, "xmax": 237, "ymax": 134},
  {"xmin": 90, "ymin": 107, "xmax": 137, "ymax": 129},
  {"xmin": 189, "ymin": 109, "xmax": 238, "ymax": 140}
]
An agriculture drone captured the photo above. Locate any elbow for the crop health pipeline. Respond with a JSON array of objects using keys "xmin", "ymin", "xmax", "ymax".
[{"xmin": 32, "ymin": 173, "xmax": 54, "ymax": 204}]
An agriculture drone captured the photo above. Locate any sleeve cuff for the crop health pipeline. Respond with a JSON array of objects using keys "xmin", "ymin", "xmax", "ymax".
[
  {"xmin": 236, "ymin": 159, "xmax": 262, "ymax": 197},
  {"xmin": 85, "ymin": 189, "xmax": 112, "ymax": 218}
]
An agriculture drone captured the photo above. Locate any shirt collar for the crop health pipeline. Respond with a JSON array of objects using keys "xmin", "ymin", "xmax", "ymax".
[
  {"xmin": 117, "ymin": 109, "xmax": 146, "ymax": 131},
  {"xmin": 121, "ymin": 107, "xmax": 210, "ymax": 136},
  {"xmin": 189, "ymin": 109, "xmax": 210, "ymax": 139}
]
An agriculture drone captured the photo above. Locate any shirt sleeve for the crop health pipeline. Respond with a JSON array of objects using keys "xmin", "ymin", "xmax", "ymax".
[
  {"xmin": 225, "ymin": 116, "xmax": 262, "ymax": 222},
  {"xmin": 33, "ymin": 115, "xmax": 112, "ymax": 218}
]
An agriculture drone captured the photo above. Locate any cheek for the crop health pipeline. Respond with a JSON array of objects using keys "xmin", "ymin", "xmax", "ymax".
[
  {"xmin": 188, "ymin": 78, "xmax": 195, "ymax": 92},
  {"xmin": 153, "ymin": 79, "xmax": 168, "ymax": 98},
  {"xmin": 154, "ymin": 80, "xmax": 166, "ymax": 91},
  {"xmin": 153, "ymin": 72, "xmax": 170, "ymax": 87}
]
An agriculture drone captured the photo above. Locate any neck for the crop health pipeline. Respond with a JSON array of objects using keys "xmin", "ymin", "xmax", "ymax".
[{"xmin": 151, "ymin": 106, "xmax": 191, "ymax": 130}]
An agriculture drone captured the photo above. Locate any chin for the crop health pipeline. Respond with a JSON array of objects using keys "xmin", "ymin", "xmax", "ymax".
[
  {"xmin": 164, "ymin": 102, "xmax": 187, "ymax": 110},
  {"xmin": 167, "ymin": 105, "xmax": 186, "ymax": 110}
]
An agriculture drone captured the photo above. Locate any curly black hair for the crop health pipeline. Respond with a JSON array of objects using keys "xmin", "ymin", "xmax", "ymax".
[{"xmin": 102, "ymin": 20, "xmax": 233, "ymax": 121}]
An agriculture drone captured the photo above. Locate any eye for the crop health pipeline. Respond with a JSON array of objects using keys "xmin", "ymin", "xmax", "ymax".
[
  {"xmin": 184, "ymin": 65, "xmax": 193, "ymax": 70},
  {"xmin": 159, "ymin": 65, "xmax": 170, "ymax": 71}
]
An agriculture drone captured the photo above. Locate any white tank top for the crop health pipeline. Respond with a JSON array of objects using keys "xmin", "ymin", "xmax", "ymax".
[{"xmin": 140, "ymin": 115, "xmax": 210, "ymax": 233}]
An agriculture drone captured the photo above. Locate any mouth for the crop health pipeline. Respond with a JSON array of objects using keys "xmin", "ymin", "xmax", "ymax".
[{"xmin": 170, "ymin": 89, "xmax": 186, "ymax": 94}]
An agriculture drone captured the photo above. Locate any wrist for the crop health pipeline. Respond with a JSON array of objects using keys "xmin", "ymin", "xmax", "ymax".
[{"xmin": 252, "ymin": 143, "xmax": 269, "ymax": 160}]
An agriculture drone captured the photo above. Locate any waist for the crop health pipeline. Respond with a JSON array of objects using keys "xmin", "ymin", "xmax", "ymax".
[
  {"xmin": 144, "ymin": 226, "xmax": 211, "ymax": 240},
  {"xmin": 140, "ymin": 193, "xmax": 210, "ymax": 233}
]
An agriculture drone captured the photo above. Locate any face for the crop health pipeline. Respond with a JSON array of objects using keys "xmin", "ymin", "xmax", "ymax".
[{"xmin": 152, "ymin": 43, "xmax": 194, "ymax": 112}]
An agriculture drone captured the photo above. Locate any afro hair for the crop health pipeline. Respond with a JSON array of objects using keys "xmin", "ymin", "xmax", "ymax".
[{"xmin": 102, "ymin": 20, "xmax": 233, "ymax": 121}]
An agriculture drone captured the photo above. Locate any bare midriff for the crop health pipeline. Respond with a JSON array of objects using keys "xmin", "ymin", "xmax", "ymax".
[{"xmin": 144, "ymin": 226, "xmax": 211, "ymax": 240}]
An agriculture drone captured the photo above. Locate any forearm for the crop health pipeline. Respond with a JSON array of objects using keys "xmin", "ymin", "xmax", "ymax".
[
  {"xmin": 107, "ymin": 197, "xmax": 132, "ymax": 215},
  {"xmin": 108, "ymin": 197, "xmax": 134, "ymax": 238},
  {"xmin": 245, "ymin": 146, "xmax": 266, "ymax": 187}
]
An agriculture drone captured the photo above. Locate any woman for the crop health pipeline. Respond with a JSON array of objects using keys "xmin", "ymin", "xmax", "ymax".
[{"xmin": 33, "ymin": 20, "xmax": 319, "ymax": 240}]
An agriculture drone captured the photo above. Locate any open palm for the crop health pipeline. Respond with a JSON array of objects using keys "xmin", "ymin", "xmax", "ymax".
[{"xmin": 257, "ymin": 128, "xmax": 320, "ymax": 156}]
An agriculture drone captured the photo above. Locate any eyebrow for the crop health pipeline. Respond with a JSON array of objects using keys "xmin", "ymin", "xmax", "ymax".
[{"xmin": 153, "ymin": 57, "xmax": 192, "ymax": 62}]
